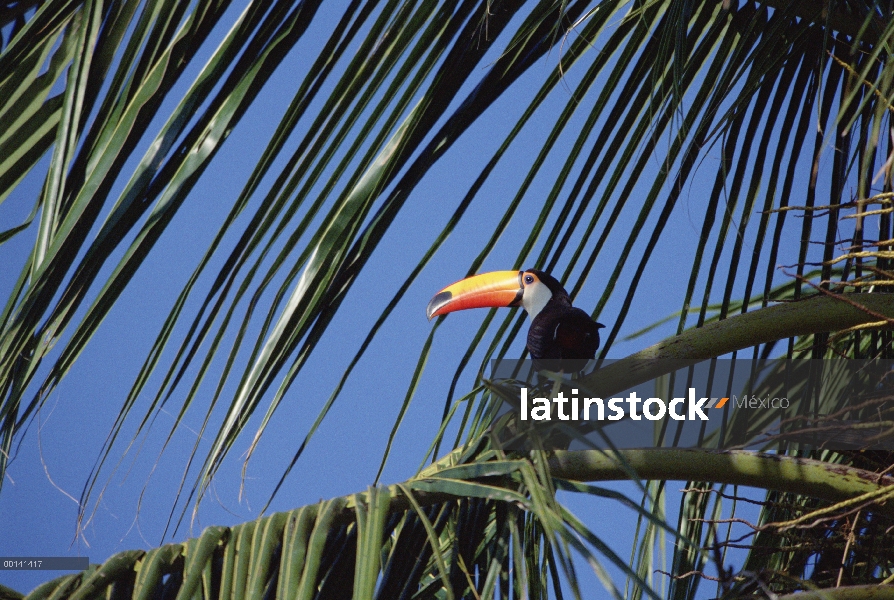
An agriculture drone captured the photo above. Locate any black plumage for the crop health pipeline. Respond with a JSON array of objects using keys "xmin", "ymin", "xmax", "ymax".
[{"xmin": 523, "ymin": 270, "xmax": 603, "ymax": 360}]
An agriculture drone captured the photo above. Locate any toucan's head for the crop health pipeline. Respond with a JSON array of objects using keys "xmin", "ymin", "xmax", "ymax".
[{"xmin": 426, "ymin": 269, "xmax": 568, "ymax": 322}]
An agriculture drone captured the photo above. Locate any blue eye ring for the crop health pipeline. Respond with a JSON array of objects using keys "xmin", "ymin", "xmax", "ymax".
[{"xmin": 524, "ymin": 274, "xmax": 534, "ymax": 284}]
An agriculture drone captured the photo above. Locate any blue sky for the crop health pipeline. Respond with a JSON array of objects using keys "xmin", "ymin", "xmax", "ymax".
[{"xmin": 0, "ymin": 2, "xmax": 825, "ymax": 596}]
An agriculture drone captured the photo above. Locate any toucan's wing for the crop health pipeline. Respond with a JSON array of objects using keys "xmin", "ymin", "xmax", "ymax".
[
  {"xmin": 552, "ymin": 308, "xmax": 603, "ymax": 359},
  {"xmin": 529, "ymin": 306, "xmax": 603, "ymax": 360}
]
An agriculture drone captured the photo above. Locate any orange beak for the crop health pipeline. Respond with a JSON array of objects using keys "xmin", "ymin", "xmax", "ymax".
[{"xmin": 426, "ymin": 271, "xmax": 524, "ymax": 319}]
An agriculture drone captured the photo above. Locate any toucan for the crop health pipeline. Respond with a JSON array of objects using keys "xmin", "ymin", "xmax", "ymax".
[{"xmin": 426, "ymin": 269, "xmax": 604, "ymax": 360}]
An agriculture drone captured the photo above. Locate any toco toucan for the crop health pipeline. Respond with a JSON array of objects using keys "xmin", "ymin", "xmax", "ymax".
[{"xmin": 426, "ymin": 269, "xmax": 604, "ymax": 360}]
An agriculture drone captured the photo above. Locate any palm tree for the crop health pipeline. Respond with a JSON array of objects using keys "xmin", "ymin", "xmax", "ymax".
[{"xmin": 4, "ymin": 0, "xmax": 894, "ymax": 598}]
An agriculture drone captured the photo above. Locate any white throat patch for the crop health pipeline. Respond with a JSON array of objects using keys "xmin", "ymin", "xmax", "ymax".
[{"xmin": 521, "ymin": 280, "xmax": 552, "ymax": 321}]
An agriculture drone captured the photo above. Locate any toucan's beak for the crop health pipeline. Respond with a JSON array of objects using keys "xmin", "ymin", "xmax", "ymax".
[{"xmin": 426, "ymin": 271, "xmax": 524, "ymax": 320}]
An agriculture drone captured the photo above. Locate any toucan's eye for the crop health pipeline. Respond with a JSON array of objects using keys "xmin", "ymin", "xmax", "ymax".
[{"xmin": 524, "ymin": 274, "xmax": 534, "ymax": 285}]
